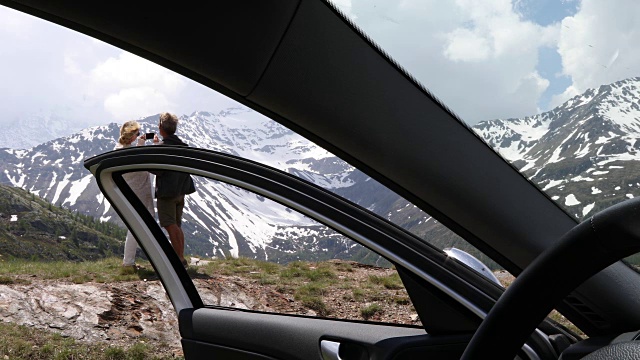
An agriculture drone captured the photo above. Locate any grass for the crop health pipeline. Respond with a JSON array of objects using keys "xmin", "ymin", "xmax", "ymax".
[
  {"xmin": 0, "ymin": 322, "xmax": 178, "ymax": 360},
  {"xmin": 300, "ymin": 296, "xmax": 328, "ymax": 316},
  {"xmin": 360, "ymin": 303, "xmax": 383, "ymax": 320},
  {"xmin": 367, "ymin": 274, "xmax": 404, "ymax": 290},
  {"xmin": 0, "ymin": 255, "xmax": 587, "ymax": 340},
  {"xmin": 0, "ymin": 257, "xmax": 156, "ymax": 284},
  {"xmin": 0, "ymin": 256, "xmax": 414, "ymax": 326},
  {"xmin": 195, "ymin": 258, "xmax": 415, "ymax": 320},
  {"xmin": 352, "ymin": 288, "xmax": 365, "ymax": 301},
  {"xmin": 200, "ymin": 257, "xmax": 337, "ymax": 291},
  {"xmin": 195, "ymin": 258, "xmax": 343, "ymax": 316}
]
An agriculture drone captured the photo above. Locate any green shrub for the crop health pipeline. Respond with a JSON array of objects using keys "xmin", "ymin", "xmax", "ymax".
[
  {"xmin": 126, "ymin": 342, "xmax": 149, "ymax": 360},
  {"xmin": 361, "ymin": 303, "xmax": 383, "ymax": 320},
  {"xmin": 305, "ymin": 267, "xmax": 335, "ymax": 281},
  {"xmin": 368, "ymin": 274, "xmax": 403, "ymax": 290},
  {"xmin": 393, "ymin": 297, "xmax": 411, "ymax": 305},
  {"xmin": 295, "ymin": 283, "xmax": 325, "ymax": 298},
  {"xmin": 300, "ymin": 296, "xmax": 328, "ymax": 316},
  {"xmin": 352, "ymin": 288, "xmax": 365, "ymax": 301},
  {"xmin": 105, "ymin": 347, "xmax": 126, "ymax": 360}
]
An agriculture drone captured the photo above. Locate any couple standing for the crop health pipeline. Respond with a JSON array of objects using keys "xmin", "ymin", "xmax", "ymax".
[{"xmin": 115, "ymin": 112, "xmax": 195, "ymax": 269}]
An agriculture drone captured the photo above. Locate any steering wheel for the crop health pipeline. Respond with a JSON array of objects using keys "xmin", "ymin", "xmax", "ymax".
[{"xmin": 461, "ymin": 198, "xmax": 640, "ymax": 359}]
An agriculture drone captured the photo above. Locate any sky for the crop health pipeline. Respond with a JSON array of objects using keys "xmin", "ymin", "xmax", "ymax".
[
  {"xmin": 0, "ymin": 5, "xmax": 238, "ymax": 130},
  {"xmin": 1, "ymin": 1, "xmax": 640, "ymax": 130},
  {"xmin": 331, "ymin": 0, "xmax": 640, "ymax": 123}
]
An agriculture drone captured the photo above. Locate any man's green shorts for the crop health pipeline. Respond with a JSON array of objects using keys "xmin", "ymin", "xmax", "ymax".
[{"xmin": 157, "ymin": 195, "xmax": 185, "ymax": 227}]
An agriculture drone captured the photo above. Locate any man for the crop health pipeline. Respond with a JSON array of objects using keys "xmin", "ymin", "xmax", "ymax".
[{"xmin": 152, "ymin": 112, "xmax": 195, "ymax": 267}]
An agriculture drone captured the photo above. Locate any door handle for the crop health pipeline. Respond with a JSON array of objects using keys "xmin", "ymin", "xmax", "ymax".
[{"xmin": 320, "ymin": 340, "xmax": 342, "ymax": 360}]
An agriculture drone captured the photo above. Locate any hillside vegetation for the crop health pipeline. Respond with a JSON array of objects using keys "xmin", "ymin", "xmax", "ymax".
[{"xmin": 0, "ymin": 183, "xmax": 126, "ymax": 261}]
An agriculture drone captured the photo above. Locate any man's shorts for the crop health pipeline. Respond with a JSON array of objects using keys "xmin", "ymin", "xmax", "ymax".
[{"xmin": 157, "ymin": 195, "xmax": 185, "ymax": 227}]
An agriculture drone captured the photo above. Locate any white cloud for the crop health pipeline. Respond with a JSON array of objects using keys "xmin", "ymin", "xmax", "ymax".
[
  {"xmin": 90, "ymin": 52, "xmax": 185, "ymax": 95},
  {"xmin": 337, "ymin": 0, "xmax": 562, "ymax": 123},
  {"xmin": 444, "ymin": 28, "xmax": 491, "ymax": 62},
  {"xmin": 0, "ymin": 4, "xmax": 240, "ymax": 133},
  {"xmin": 555, "ymin": 0, "xmax": 640, "ymax": 105},
  {"xmin": 104, "ymin": 87, "xmax": 174, "ymax": 120},
  {"xmin": 87, "ymin": 52, "xmax": 186, "ymax": 119},
  {"xmin": 549, "ymin": 85, "xmax": 580, "ymax": 109}
]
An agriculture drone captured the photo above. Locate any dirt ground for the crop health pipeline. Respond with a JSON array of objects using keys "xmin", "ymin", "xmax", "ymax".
[
  {"xmin": 0, "ymin": 261, "xmax": 421, "ymax": 357},
  {"xmin": 0, "ymin": 265, "xmax": 581, "ymax": 357}
]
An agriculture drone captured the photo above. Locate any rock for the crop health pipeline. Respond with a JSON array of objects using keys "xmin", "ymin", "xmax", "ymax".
[
  {"xmin": 410, "ymin": 314, "xmax": 419, "ymax": 322},
  {"xmin": 0, "ymin": 280, "xmax": 180, "ymax": 349}
]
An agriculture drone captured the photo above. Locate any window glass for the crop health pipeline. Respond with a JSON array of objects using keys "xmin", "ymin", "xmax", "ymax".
[
  {"xmin": 0, "ymin": 3, "xmax": 501, "ymax": 283},
  {"xmin": 326, "ymin": 1, "xmax": 640, "ymax": 272},
  {"xmin": 178, "ymin": 175, "xmax": 420, "ymax": 325}
]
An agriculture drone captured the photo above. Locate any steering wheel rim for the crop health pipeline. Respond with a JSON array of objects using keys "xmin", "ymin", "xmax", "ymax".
[{"xmin": 461, "ymin": 197, "xmax": 640, "ymax": 359}]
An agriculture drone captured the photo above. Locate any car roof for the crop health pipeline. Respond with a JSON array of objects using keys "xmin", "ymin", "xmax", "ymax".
[{"xmin": 5, "ymin": 0, "xmax": 640, "ymax": 334}]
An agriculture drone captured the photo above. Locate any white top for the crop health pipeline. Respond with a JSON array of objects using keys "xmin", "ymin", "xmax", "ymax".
[{"xmin": 114, "ymin": 138, "xmax": 155, "ymax": 207}]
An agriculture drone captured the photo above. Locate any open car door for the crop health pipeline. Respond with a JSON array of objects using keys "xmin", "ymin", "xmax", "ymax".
[{"xmin": 84, "ymin": 145, "xmax": 525, "ymax": 360}]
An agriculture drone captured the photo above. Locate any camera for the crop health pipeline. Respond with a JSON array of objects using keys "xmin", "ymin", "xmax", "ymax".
[{"xmin": 145, "ymin": 132, "xmax": 155, "ymax": 140}]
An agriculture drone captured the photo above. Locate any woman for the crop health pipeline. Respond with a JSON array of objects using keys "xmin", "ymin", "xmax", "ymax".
[{"xmin": 114, "ymin": 120, "xmax": 156, "ymax": 269}]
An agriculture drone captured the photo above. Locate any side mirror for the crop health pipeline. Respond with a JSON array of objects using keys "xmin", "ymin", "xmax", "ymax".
[{"xmin": 444, "ymin": 247, "xmax": 502, "ymax": 287}]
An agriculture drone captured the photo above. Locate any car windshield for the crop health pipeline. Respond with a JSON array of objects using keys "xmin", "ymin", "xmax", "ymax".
[
  {"xmin": 328, "ymin": 1, "xmax": 640, "ymax": 256},
  {"xmin": 0, "ymin": 3, "xmax": 499, "ymax": 267}
]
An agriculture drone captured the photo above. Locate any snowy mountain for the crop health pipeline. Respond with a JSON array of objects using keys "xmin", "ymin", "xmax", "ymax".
[
  {"xmin": 3, "ymin": 76, "xmax": 633, "ymax": 263},
  {"xmin": 474, "ymin": 77, "xmax": 640, "ymax": 220},
  {"xmin": 0, "ymin": 107, "xmax": 448, "ymax": 264},
  {"xmin": 12, "ymin": 72, "xmax": 635, "ymax": 265}
]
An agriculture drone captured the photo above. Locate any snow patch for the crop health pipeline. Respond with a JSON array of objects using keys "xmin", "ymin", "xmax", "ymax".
[
  {"xmin": 543, "ymin": 179, "xmax": 564, "ymax": 191},
  {"xmin": 570, "ymin": 175, "xmax": 594, "ymax": 182},
  {"xmin": 66, "ymin": 175, "xmax": 93, "ymax": 206},
  {"xmin": 565, "ymin": 194, "xmax": 580, "ymax": 206},
  {"xmin": 582, "ymin": 203, "xmax": 595, "ymax": 217}
]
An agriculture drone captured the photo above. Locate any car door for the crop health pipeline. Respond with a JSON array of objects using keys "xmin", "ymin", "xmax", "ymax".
[{"xmin": 85, "ymin": 145, "xmax": 518, "ymax": 360}]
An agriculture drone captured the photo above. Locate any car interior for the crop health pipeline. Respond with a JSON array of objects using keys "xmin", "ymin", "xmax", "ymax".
[{"xmin": 3, "ymin": 0, "xmax": 640, "ymax": 359}]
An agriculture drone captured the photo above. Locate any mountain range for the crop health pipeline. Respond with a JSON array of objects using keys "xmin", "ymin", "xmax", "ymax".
[
  {"xmin": 0, "ymin": 107, "xmax": 443, "ymax": 265},
  {"xmin": 475, "ymin": 76, "xmax": 640, "ymax": 220},
  {"xmin": 4, "ymin": 76, "xmax": 640, "ymax": 265}
]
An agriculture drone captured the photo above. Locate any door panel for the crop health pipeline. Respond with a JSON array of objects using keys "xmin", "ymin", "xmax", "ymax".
[{"xmin": 179, "ymin": 308, "xmax": 469, "ymax": 360}]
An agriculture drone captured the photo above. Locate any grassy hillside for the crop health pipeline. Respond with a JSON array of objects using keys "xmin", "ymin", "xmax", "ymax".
[{"xmin": 0, "ymin": 183, "xmax": 126, "ymax": 261}]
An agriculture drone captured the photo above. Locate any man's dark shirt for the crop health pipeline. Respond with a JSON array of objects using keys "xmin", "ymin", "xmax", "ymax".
[{"xmin": 152, "ymin": 134, "xmax": 196, "ymax": 198}]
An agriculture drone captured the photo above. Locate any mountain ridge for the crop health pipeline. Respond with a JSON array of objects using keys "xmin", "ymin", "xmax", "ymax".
[
  {"xmin": 1, "ymin": 107, "xmax": 453, "ymax": 265},
  {"xmin": 474, "ymin": 76, "xmax": 640, "ymax": 220}
]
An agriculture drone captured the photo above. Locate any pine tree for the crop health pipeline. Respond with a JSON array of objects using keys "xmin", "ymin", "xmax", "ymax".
[{"xmin": 70, "ymin": 228, "xmax": 78, "ymax": 247}]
